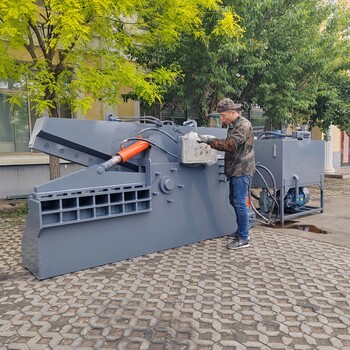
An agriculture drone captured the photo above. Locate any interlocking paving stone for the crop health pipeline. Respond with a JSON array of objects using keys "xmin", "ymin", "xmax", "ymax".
[{"xmin": 1, "ymin": 178, "xmax": 350, "ymax": 349}]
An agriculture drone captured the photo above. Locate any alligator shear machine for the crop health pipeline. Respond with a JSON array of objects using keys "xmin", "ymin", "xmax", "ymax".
[{"xmin": 22, "ymin": 116, "xmax": 239, "ymax": 279}]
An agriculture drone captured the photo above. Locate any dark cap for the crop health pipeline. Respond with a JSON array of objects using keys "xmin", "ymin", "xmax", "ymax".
[{"xmin": 217, "ymin": 98, "xmax": 242, "ymax": 113}]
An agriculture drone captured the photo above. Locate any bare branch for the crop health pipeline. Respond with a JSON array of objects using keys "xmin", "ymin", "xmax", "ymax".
[
  {"xmin": 28, "ymin": 20, "xmax": 48, "ymax": 59},
  {"xmin": 239, "ymin": 74, "xmax": 261, "ymax": 102},
  {"xmin": 24, "ymin": 28, "xmax": 38, "ymax": 62}
]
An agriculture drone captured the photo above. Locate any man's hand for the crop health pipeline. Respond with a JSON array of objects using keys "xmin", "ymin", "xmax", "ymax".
[{"xmin": 197, "ymin": 134, "xmax": 215, "ymax": 144}]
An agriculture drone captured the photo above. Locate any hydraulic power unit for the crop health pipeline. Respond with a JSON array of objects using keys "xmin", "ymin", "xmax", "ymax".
[{"xmin": 252, "ymin": 137, "xmax": 324, "ymax": 224}]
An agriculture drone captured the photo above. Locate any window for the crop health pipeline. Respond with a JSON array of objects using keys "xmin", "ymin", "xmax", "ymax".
[
  {"xmin": 0, "ymin": 79, "xmax": 72, "ymax": 153},
  {"xmin": 0, "ymin": 80, "xmax": 30, "ymax": 152}
]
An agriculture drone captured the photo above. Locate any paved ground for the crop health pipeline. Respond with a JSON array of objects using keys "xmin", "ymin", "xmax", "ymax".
[{"xmin": 0, "ymin": 178, "xmax": 350, "ymax": 350}]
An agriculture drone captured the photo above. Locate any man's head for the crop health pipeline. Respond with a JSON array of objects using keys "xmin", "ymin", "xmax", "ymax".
[{"xmin": 217, "ymin": 98, "xmax": 241, "ymax": 125}]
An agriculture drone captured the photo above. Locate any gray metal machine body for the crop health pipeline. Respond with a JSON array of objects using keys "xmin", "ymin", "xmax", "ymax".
[
  {"xmin": 23, "ymin": 117, "xmax": 236, "ymax": 279},
  {"xmin": 252, "ymin": 138, "xmax": 325, "ymax": 224}
]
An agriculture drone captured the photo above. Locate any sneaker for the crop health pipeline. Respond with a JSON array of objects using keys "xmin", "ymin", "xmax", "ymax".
[
  {"xmin": 229, "ymin": 231, "xmax": 250, "ymax": 241},
  {"xmin": 229, "ymin": 231, "xmax": 239, "ymax": 241},
  {"xmin": 226, "ymin": 238, "xmax": 250, "ymax": 250}
]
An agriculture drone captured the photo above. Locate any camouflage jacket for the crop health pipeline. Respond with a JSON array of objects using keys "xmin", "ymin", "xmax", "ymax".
[{"xmin": 209, "ymin": 116, "xmax": 256, "ymax": 178}]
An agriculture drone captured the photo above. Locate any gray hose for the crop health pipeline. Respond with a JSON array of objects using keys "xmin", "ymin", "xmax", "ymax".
[
  {"xmin": 249, "ymin": 163, "xmax": 280, "ymax": 226},
  {"xmin": 138, "ymin": 127, "xmax": 178, "ymax": 143}
]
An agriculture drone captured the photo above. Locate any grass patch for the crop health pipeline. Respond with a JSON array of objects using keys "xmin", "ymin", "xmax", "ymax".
[
  {"xmin": 0, "ymin": 201, "xmax": 28, "ymax": 220},
  {"xmin": 10, "ymin": 202, "xmax": 28, "ymax": 218}
]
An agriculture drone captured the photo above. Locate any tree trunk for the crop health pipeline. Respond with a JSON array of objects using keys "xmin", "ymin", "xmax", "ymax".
[
  {"xmin": 47, "ymin": 97, "xmax": 61, "ymax": 180},
  {"xmin": 200, "ymin": 88, "xmax": 211, "ymax": 126},
  {"xmin": 49, "ymin": 155, "xmax": 61, "ymax": 180}
]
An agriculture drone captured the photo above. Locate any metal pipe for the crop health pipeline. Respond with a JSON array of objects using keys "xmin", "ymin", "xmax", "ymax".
[
  {"xmin": 292, "ymin": 174, "xmax": 300, "ymax": 205},
  {"xmin": 107, "ymin": 114, "xmax": 163, "ymax": 126},
  {"xmin": 257, "ymin": 131, "xmax": 294, "ymax": 140}
]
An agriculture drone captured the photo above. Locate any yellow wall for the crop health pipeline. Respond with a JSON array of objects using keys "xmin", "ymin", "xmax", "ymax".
[
  {"xmin": 83, "ymin": 99, "xmax": 140, "ymax": 120},
  {"xmin": 6, "ymin": 45, "xmax": 140, "ymax": 121},
  {"xmin": 85, "ymin": 100, "xmax": 104, "ymax": 120},
  {"xmin": 312, "ymin": 126, "xmax": 323, "ymax": 140},
  {"xmin": 117, "ymin": 100, "xmax": 140, "ymax": 117},
  {"xmin": 332, "ymin": 126, "xmax": 341, "ymax": 153},
  {"xmin": 312, "ymin": 125, "xmax": 342, "ymax": 155}
]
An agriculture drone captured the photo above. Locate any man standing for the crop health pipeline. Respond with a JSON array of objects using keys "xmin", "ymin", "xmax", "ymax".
[{"xmin": 198, "ymin": 98, "xmax": 255, "ymax": 250}]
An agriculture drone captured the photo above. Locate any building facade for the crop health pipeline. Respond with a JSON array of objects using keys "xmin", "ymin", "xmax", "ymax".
[{"xmin": 0, "ymin": 78, "xmax": 140, "ymax": 199}]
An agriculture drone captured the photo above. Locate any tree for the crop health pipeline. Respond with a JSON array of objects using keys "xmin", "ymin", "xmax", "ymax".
[
  {"xmin": 135, "ymin": 0, "xmax": 350, "ymax": 133},
  {"xmin": 132, "ymin": 4, "xmax": 244, "ymax": 125},
  {"xmin": 308, "ymin": 1, "xmax": 350, "ymax": 134},
  {"xmin": 0, "ymin": 0, "xmax": 235, "ymax": 177},
  {"xmin": 234, "ymin": 0, "xmax": 350, "ymax": 133}
]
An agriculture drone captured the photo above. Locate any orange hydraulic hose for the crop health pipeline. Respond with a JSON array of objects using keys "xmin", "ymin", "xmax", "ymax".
[{"xmin": 117, "ymin": 140, "xmax": 150, "ymax": 163}]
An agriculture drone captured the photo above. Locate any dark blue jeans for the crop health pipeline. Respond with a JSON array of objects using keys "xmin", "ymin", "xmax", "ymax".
[{"xmin": 229, "ymin": 175, "xmax": 251, "ymax": 240}]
